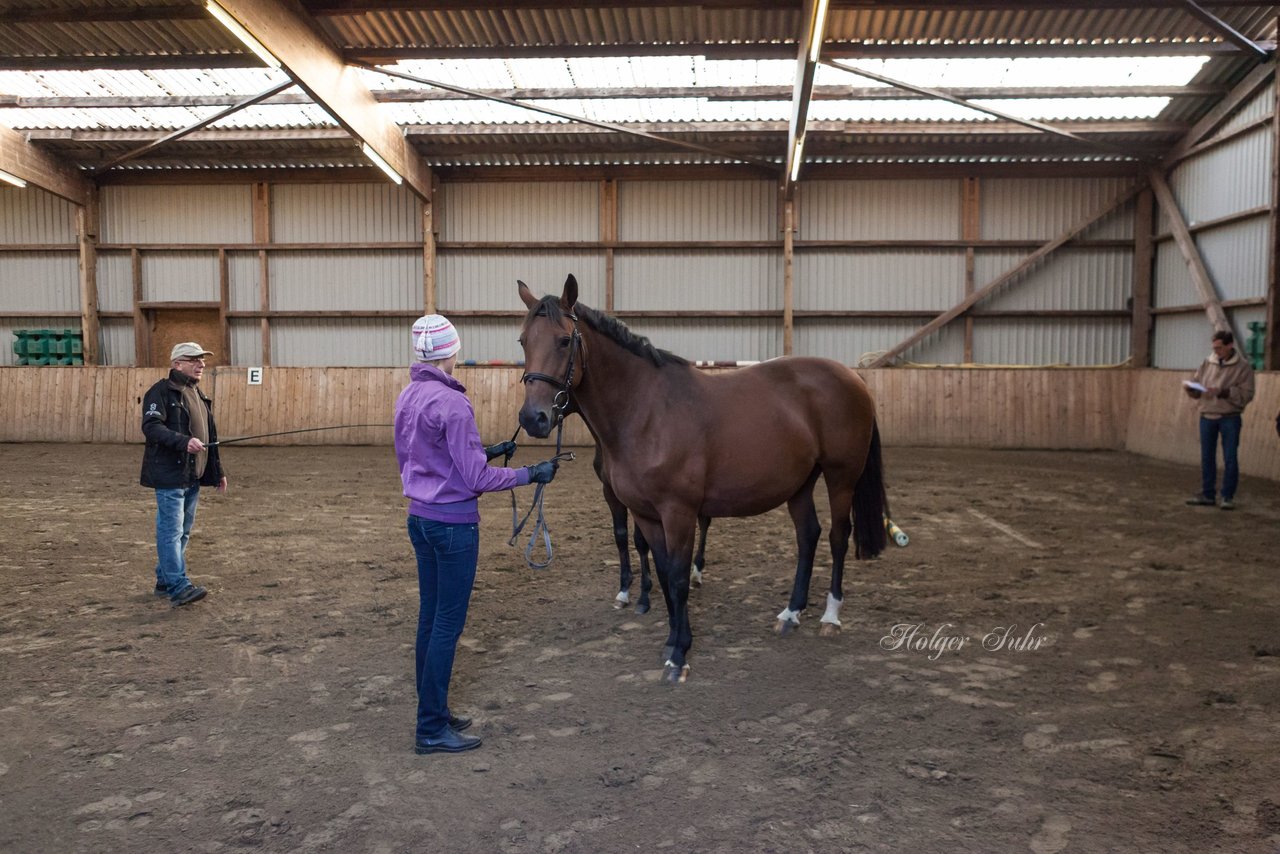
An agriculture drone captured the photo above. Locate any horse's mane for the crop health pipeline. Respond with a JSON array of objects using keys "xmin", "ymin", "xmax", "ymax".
[{"xmin": 530, "ymin": 295, "xmax": 689, "ymax": 368}]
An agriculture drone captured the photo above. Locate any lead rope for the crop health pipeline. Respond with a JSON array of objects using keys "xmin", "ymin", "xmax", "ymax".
[{"xmin": 506, "ymin": 423, "xmax": 575, "ymax": 569}]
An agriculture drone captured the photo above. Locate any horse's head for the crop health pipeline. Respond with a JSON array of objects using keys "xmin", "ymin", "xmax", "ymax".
[{"xmin": 517, "ymin": 274, "xmax": 584, "ymax": 438}]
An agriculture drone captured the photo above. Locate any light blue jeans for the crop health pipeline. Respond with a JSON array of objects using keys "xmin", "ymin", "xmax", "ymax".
[{"xmin": 155, "ymin": 486, "xmax": 200, "ymax": 597}]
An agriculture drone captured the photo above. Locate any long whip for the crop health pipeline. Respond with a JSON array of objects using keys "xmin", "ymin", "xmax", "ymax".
[{"xmin": 209, "ymin": 424, "xmax": 391, "ymax": 446}]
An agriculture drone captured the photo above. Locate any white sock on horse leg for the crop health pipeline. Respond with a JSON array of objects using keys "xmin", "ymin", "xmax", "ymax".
[
  {"xmin": 820, "ymin": 592, "xmax": 842, "ymax": 627},
  {"xmin": 615, "ymin": 590, "xmax": 630, "ymax": 604},
  {"xmin": 776, "ymin": 607, "xmax": 801, "ymax": 625}
]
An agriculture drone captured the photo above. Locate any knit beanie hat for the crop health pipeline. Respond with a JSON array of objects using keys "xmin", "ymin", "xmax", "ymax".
[{"xmin": 412, "ymin": 314, "xmax": 461, "ymax": 361}]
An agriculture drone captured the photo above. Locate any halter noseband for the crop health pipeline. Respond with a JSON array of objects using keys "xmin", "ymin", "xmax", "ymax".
[{"xmin": 520, "ymin": 311, "xmax": 583, "ymax": 418}]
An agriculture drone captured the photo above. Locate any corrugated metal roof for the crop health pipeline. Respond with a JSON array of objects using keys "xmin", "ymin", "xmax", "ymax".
[{"xmin": 0, "ymin": 2, "xmax": 1274, "ymax": 175}]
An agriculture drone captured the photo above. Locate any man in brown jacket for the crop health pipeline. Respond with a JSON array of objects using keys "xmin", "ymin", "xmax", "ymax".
[{"xmin": 1184, "ymin": 330, "xmax": 1255, "ymax": 510}]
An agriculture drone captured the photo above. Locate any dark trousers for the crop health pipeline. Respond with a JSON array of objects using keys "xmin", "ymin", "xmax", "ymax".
[
  {"xmin": 408, "ymin": 515, "xmax": 480, "ymax": 740},
  {"xmin": 1198, "ymin": 414, "xmax": 1242, "ymax": 501}
]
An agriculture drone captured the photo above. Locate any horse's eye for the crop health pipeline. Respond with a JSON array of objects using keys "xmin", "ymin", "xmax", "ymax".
[{"xmin": 558, "ymin": 336, "xmax": 571, "ymax": 348}]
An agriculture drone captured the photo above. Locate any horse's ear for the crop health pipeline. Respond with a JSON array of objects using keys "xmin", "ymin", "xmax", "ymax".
[
  {"xmin": 561, "ymin": 274, "xmax": 579, "ymax": 311},
  {"xmin": 517, "ymin": 280, "xmax": 537, "ymax": 310}
]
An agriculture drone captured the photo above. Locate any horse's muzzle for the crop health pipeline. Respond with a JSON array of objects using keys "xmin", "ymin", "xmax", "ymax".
[{"xmin": 518, "ymin": 404, "xmax": 554, "ymax": 439}]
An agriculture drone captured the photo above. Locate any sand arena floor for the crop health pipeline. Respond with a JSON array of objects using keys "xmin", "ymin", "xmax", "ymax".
[{"xmin": 1, "ymin": 442, "xmax": 1278, "ymax": 852}]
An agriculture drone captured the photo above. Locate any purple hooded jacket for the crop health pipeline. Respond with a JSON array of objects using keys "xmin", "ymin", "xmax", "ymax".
[{"xmin": 394, "ymin": 363, "xmax": 530, "ymax": 523}]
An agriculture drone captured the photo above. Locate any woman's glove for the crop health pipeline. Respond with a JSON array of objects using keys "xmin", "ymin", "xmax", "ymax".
[
  {"xmin": 485, "ymin": 440, "xmax": 517, "ymax": 460},
  {"xmin": 526, "ymin": 460, "xmax": 559, "ymax": 484}
]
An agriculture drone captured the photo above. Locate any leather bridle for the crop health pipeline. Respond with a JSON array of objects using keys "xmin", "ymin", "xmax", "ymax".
[{"xmin": 519, "ymin": 311, "xmax": 583, "ymax": 421}]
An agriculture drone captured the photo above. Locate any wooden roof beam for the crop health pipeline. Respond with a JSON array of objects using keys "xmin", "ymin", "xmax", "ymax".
[
  {"xmin": 209, "ymin": 0, "xmax": 433, "ymax": 200},
  {"xmin": 0, "ymin": 123, "xmax": 93, "ymax": 205},
  {"xmin": 0, "ymin": 84, "xmax": 1227, "ymax": 110}
]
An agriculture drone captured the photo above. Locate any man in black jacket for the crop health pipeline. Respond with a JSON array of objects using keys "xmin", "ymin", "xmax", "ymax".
[{"xmin": 140, "ymin": 342, "xmax": 228, "ymax": 606}]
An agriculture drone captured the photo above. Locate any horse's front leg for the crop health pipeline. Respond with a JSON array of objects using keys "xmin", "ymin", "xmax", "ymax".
[{"xmin": 637, "ymin": 515, "xmax": 695, "ymax": 684}]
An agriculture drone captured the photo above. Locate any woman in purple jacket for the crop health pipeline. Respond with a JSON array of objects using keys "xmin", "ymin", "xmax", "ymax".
[{"xmin": 394, "ymin": 314, "xmax": 558, "ymax": 755}]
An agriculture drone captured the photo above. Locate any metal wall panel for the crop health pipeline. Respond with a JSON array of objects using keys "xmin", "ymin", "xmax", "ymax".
[
  {"xmin": 1197, "ymin": 218, "xmax": 1269, "ymax": 302},
  {"xmin": 614, "ymin": 250, "xmax": 780, "ymax": 311},
  {"xmin": 618, "ymin": 180, "xmax": 777, "ymax": 241},
  {"xmin": 96, "ymin": 251, "xmax": 132, "ymax": 312},
  {"xmin": 227, "ymin": 251, "xmax": 259, "ymax": 312},
  {"xmin": 1152, "ymin": 312, "xmax": 1213, "ymax": 369},
  {"xmin": 268, "ymin": 251, "xmax": 422, "ymax": 310},
  {"xmin": 1152, "ymin": 241, "xmax": 1199, "ymax": 308},
  {"xmin": 270, "ymin": 183, "xmax": 422, "ymax": 244},
  {"xmin": 437, "ymin": 182, "xmax": 598, "ymax": 242},
  {"xmin": 0, "ymin": 185, "xmax": 77, "ymax": 244},
  {"xmin": 0, "ymin": 253, "xmax": 79, "ymax": 310},
  {"xmin": 437, "ymin": 251, "xmax": 605, "ymax": 311},
  {"xmin": 795, "ymin": 249, "xmax": 964, "ymax": 310},
  {"xmin": 1220, "ymin": 82, "xmax": 1273, "ymax": 135},
  {"xmin": 101, "ymin": 185, "xmax": 253, "ymax": 244},
  {"xmin": 229, "ymin": 319, "xmax": 262, "ymax": 367},
  {"xmin": 981, "ymin": 177, "xmax": 1135, "ymax": 240},
  {"xmin": 141, "ymin": 251, "xmax": 219, "ymax": 302},
  {"xmin": 617, "ymin": 318, "xmax": 781, "ymax": 363},
  {"xmin": 452, "ymin": 317, "xmax": 527, "ymax": 364},
  {"xmin": 798, "ymin": 179, "xmax": 961, "ymax": 240},
  {"xmin": 971, "ymin": 318, "xmax": 1130, "ymax": 366},
  {"xmin": 99, "ymin": 318, "xmax": 135, "ymax": 367},
  {"xmin": 977, "ymin": 248, "xmax": 1132, "ymax": 310},
  {"xmin": 270, "ymin": 318, "xmax": 404, "ymax": 367},
  {"xmin": 1163, "ymin": 129, "xmax": 1271, "ymax": 229},
  {"xmin": 795, "ymin": 319, "xmax": 963, "ymax": 366}
]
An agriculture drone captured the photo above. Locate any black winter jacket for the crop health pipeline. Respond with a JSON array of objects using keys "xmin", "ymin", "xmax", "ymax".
[{"xmin": 139, "ymin": 371, "xmax": 225, "ymax": 489}]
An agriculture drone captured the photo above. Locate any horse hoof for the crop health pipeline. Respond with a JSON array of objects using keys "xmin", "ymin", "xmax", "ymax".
[
  {"xmin": 775, "ymin": 620, "xmax": 798, "ymax": 636},
  {"xmin": 819, "ymin": 622, "xmax": 841, "ymax": 637},
  {"xmin": 635, "ymin": 602, "xmax": 650, "ymax": 615},
  {"xmin": 662, "ymin": 662, "xmax": 690, "ymax": 684}
]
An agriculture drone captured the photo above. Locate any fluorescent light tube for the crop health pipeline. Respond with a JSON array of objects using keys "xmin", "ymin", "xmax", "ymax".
[
  {"xmin": 362, "ymin": 142, "xmax": 403, "ymax": 185},
  {"xmin": 0, "ymin": 169, "xmax": 28, "ymax": 188},
  {"xmin": 206, "ymin": 1, "xmax": 282, "ymax": 69}
]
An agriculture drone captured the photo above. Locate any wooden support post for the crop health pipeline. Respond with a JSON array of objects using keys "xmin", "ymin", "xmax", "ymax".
[
  {"xmin": 1131, "ymin": 188, "xmax": 1155, "ymax": 368},
  {"xmin": 962, "ymin": 176, "xmax": 980, "ymax": 363},
  {"xmin": 218, "ymin": 248, "xmax": 231, "ymax": 362},
  {"xmin": 783, "ymin": 197, "xmax": 795, "ymax": 356},
  {"xmin": 1268, "ymin": 53, "xmax": 1280, "ymax": 370},
  {"xmin": 131, "ymin": 247, "xmax": 147, "ymax": 365},
  {"xmin": 601, "ymin": 179, "xmax": 617, "ymax": 312},
  {"xmin": 1147, "ymin": 169, "xmax": 1231, "ymax": 334},
  {"xmin": 422, "ymin": 179, "xmax": 436, "ymax": 312},
  {"xmin": 76, "ymin": 187, "xmax": 100, "ymax": 365},
  {"xmin": 253, "ymin": 181, "xmax": 271, "ymax": 364}
]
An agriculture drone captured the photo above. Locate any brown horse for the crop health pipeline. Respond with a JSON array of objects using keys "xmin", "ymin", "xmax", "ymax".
[{"xmin": 518, "ymin": 275, "xmax": 888, "ymax": 684}]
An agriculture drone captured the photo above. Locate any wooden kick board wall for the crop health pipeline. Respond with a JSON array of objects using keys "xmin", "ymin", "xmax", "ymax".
[{"xmin": 0, "ymin": 367, "xmax": 1275, "ymax": 482}]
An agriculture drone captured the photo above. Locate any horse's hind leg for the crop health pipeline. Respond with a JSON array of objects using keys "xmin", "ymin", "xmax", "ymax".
[
  {"xmin": 776, "ymin": 471, "xmax": 822, "ymax": 636},
  {"xmin": 601, "ymin": 478, "xmax": 635, "ymax": 610},
  {"xmin": 691, "ymin": 515, "xmax": 710, "ymax": 587},
  {"xmin": 820, "ymin": 478, "xmax": 856, "ymax": 637},
  {"xmin": 633, "ymin": 521, "xmax": 653, "ymax": 615}
]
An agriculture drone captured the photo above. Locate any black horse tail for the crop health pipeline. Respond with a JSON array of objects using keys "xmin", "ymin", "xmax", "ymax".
[{"xmin": 852, "ymin": 420, "xmax": 889, "ymax": 560}]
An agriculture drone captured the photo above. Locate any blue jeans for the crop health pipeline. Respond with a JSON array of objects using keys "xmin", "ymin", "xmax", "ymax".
[
  {"xmin": 1199, "ymin": 415, "xmax": 1242, "ymax": 501},
  {"xmin": 408, "ymin": 515, "xmax": 480, "ymax": 740},
  {"xmin": 155, "ymin": 486, "xmax": 200, "ymax": 597}
]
